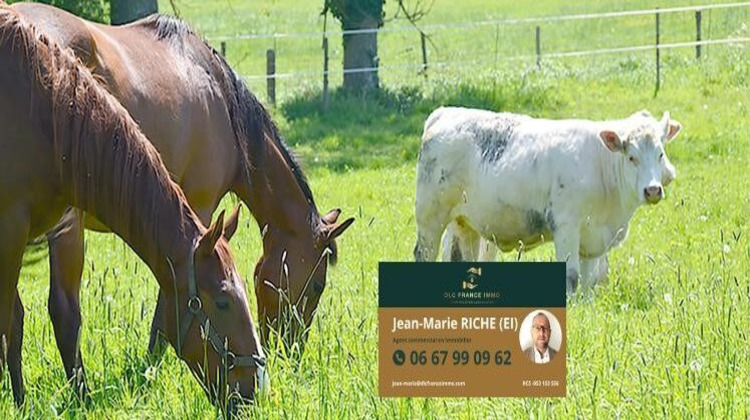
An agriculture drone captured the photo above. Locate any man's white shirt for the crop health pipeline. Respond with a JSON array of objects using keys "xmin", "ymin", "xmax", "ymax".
[{"xmin": 534, "ymin": 347, "xmax": 550, "ymax": 364}]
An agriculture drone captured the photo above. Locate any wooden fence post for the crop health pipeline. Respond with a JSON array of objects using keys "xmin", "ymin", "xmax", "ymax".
[
  {"xmin": 322, "ymin": 36, "xmax": 329, "ymax": 111},
  {"xmin": 266, "ymin": 48, "xmax": 276, "ymax": 106},
  {"xmin": 695, "ymin": 10, "xmax": 702, "ymax": 59},
  {"xmin": 655, "ymin": 9, "xmax": 660, "ymax": 95},
  {"xmin": 535, "ymin": 25, "xmax": 541, "ymax": 70},
  {"xmin": 420, "ymin": 32, "xmax": 428, "ymax": 79}
]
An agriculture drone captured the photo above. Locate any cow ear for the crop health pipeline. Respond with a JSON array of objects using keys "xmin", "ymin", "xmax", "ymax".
[
  {"xmin": 197, "ymin": 210, "xmax": 225, "ymax": 257},
  {"xmin": 599, "ymin": 130, "xmax": 623, "ymax": 152},
  {"xmin": 661, "ymin": 112, "xmax": 681, "ymax": 142},
  {"xmin": 223, "ymin": 204, "xmax": 241, "ymax": 242}
]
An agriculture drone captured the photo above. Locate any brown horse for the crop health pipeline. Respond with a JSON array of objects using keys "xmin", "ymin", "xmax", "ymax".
[
  {"xmin": 12, "ymin": 2, "xmax": 353, "ymax": 372},
  {"xmin": 0, "ymin": 6, "xmax": 267, "ymax": 406}
]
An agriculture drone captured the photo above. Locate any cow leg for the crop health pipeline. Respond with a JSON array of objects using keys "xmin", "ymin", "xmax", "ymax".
[
  {"xmin": 477, "ymin": 239, "xmax": 498, "ymax": 262},
  {"xmin": 552, "ymin": 224, "xmax": 581, "ymax": 294},
  {"xmin": 0, "ymin": 207, "xmax": 30, "ymax": 406},
  {"xmin": 445, "ymin": 219, "xmax": 483, "ymax": 261},
  {"xmin": 597, "ymin": 254, "xmax": 609, "ymax": 284},
  {"xmin": 47, "ymin": 211, "xmax": 88, "ymax": 398},
  {"xmin": 415, "ymin": 227, "xmax": 443, "ymax": 262},
  {"xmin": 414, "ymin": 179, "xmax": 454, "ymax": 262},
  {"xmin": 580, "ymin": 255, "xmax": 609, "ymax": 290},
  {"xmin": 579, "ymin": 257, "xmax": 598, "ymax": 291},
  {"xmin": 414, "ymin": 210, "xmax": 450, "ymax": 262},
  {"xmin": 440, "ymin": 221, "xmax": 461, "ymax": 261}
]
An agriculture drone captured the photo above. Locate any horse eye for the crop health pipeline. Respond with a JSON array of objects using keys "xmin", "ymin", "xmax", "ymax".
[
  {"xmin": 313, "ymin": 282, "xmax": 325, "ymax": 294},
  {"xmin": 659, "ymin": 153, "xmax": 664, "ymax": 160},
  {"xmin": 215, "ymin": 296, "xmax": 230, "ymax": 310},
  {"xmin": 629, "ymin": 156, "xmax": 637, "ymax": 165}
]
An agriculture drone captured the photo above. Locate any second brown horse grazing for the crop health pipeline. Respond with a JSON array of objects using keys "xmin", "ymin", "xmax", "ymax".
[
  {"xmin": 0, "ymin": 6, "xmax": 266, "ymax": 406},
  {"xmin": 12, "ymin": 1, "xmax": 354, "ymax": 375}
]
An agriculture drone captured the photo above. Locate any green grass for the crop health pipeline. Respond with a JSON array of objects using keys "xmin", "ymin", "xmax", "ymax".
[{"xmin": 2, "ymin": 0, "xmax": 749, "ymax": 418}]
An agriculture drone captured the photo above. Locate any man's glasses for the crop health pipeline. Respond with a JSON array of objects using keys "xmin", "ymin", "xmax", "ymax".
[{"xmin": 532, "ymin": 325, "xmax": 550, "ymax": 334}]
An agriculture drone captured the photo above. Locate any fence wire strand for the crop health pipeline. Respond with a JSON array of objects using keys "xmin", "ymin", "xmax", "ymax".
[{"xmin": 207, "ymin": 2, "xmax": 750, "ymax": 41}]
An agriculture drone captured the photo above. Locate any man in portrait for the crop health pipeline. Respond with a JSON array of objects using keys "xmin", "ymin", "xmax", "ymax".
[{"xmin": 524, "ymin": 312, "xmax": 557, "ymax": 363}]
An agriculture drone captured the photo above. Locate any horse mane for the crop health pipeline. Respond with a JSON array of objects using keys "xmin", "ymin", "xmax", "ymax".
[
  {"xmin": 136, "ymin": 14, "xmax": 319, "ymax": 218},
  {"xmin": 135, "ymin": 13, "xmax": 192, "ymax": 42},
  {"xmin": 0, "ymin": 7, "xmax": 199, "ymax": 247}
]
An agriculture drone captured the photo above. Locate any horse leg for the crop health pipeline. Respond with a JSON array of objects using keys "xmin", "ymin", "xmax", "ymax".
[
  {"xmin": 8, "ymin": 294, "xmax": 25, "ymax": 406},
  {"xmin": 0, "ymin": 207, "xmax": 30, "ymax": 406},
  {"xmin": 46, "ymin": 210, "xmax": 88, "ymax": 398}
]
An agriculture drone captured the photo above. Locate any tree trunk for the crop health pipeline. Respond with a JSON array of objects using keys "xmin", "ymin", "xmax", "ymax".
[
  {"xmin": 342, "ymin": 15, "xmax": 379, "ymax": 93},
  {"xmin": 110, "ymin": 0, "xmax": 157, "ymax": 25}
]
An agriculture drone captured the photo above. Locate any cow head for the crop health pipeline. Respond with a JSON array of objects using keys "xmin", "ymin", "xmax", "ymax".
[{"xmin": 599, "ymin": 111, "xmax": 681, "ymax": 205}]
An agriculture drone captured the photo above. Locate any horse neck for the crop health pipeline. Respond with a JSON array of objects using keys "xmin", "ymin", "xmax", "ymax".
[
  {"xmin": 0, "ymin": 7, "xmax": 201, "ymax": 287},
  {"xmin": 76, "ymin": 168, "xmax": 200, "ymax": 284},
  {"xmin": 55, "ymin": 69, "xmax": 201, "ymax": 284},
  {"xmin": 237, "ymin": 140, "xmax": 317, "ymax": 237}
]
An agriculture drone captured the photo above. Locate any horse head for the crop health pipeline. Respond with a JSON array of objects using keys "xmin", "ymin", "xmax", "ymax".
[
  {"xmin": 167, "ymin": 206, "xmax": 268, "ymax": 405},
  {"xmin": 253, "ymin": 208, "xmax": 354, "ymax": 354}
]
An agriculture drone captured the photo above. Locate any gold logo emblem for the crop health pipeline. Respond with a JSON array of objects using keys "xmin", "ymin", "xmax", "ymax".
[{"xmin": 462, "ymin": 267, "xmax": 481, "ymax": 290}]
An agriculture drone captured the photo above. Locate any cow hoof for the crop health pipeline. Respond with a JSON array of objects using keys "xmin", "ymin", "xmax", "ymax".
[{"xmin": 566, "ymin": 271, "xmax": 579, "ymax": 294}]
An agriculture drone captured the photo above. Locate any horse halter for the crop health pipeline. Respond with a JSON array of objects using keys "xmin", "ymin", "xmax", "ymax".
[{"xmin": 176, "ymin": 245, "xmax": 266, "ymax": 379}]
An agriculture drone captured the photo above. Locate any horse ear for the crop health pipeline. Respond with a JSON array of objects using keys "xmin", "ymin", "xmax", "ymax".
[
  {"xmin": 198, "ymin": 210, "xmax": 225, "ymax": 257},
  {"xmin": 322, "ymin": 208, "xmax": 342, "ymax": 225},
  {"xmin": 325, "ymin": 217, "xmax": 354, "ymax": 242},
  {"xmin": 223, "ymin": 204, "xmax": 242, "ymax": 242}
]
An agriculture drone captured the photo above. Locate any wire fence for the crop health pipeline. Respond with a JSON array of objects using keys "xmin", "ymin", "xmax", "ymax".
[
  {"xmin": 206, "ymin": 2, "xmax": 750, "ymax": 41},
  {"xmin": 205, "ymin": 2, "xmax": 750, "ymax": 103}
]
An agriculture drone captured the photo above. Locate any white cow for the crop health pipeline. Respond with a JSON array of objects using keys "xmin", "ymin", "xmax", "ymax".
[{"xmin": 414, "ymin": 107, "xmax": 681, "ymax": 293}]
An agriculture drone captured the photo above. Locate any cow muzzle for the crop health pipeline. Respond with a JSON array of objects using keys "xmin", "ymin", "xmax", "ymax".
[{"xmin": 644, "ymin": 185, "xmax": 663, "ymax": 204}]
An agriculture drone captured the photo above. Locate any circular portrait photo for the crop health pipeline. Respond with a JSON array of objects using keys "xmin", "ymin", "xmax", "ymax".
[{"xmin": 519, "ymin": 310, "xmax": 562, "ymax": 364}]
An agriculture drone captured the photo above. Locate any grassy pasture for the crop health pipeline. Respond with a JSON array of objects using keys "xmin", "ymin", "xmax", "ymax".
[{"xmin": 1, "ymin": 0, "xmax": 748, "ymax": 418}]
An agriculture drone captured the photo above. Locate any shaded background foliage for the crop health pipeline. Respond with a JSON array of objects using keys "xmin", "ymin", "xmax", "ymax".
[
  {"xmin": 323, "ymin": 0, "xmax": 385, "ymax": 29},
  {"xmin": 7, "ymin": 0, "xmax": 109, "ymax": 23}
]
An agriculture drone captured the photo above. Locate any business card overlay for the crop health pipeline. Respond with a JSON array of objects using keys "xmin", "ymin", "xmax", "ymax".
[{"xmin": 379, "ymin": 262, "xmax": 566, "ymax": 397}]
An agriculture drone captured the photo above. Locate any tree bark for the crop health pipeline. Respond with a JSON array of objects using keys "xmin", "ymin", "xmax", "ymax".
[
  {"xmin": 110, "ymin": 0, "xmax": 157, "ymax": 25},
  {"xmin": 342, "ymin": 15, "xmax": 379, "ymax": 92}
]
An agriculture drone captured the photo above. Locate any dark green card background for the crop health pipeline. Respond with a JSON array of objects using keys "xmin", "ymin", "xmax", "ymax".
[{"xmin": 379, "ymin": 262, "xmax": 566, "ymax": 308}]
